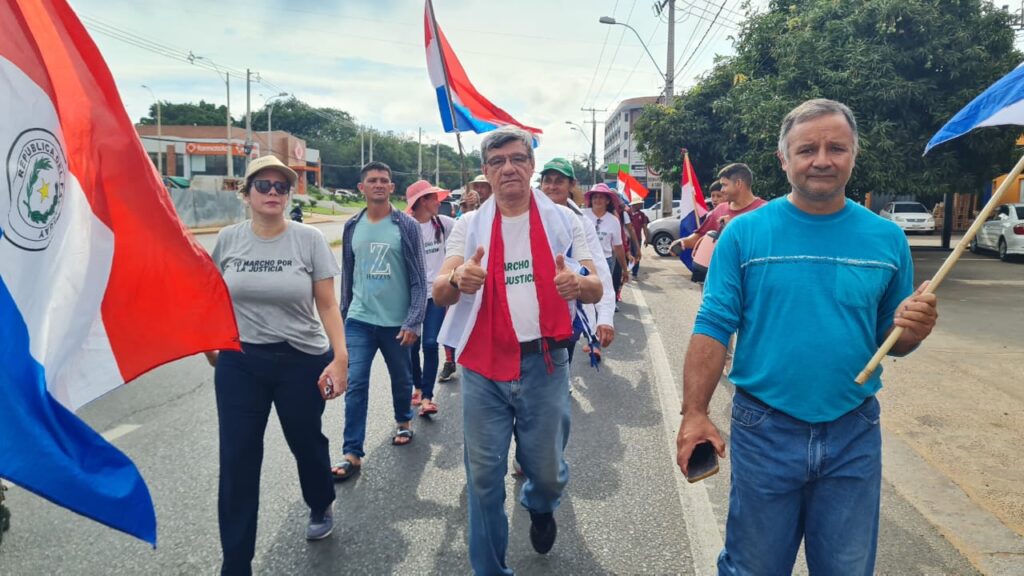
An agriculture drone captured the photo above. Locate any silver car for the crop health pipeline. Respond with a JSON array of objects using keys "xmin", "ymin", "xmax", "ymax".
[
  {"xmin": 648, "ymin": 214, "xmax": 681, "ymax": 256},
  {"xmin": 879, "ymin": 201, "xmax": 936, "ymax": 234},
  {"xmin": 970, "ymin": 203, "xmax": 1024, "ymax": 262}
]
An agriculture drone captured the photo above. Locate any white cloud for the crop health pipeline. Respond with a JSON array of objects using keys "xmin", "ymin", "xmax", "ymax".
[{"xmin": 69, "ymin": 0, "xmax": 761, "ymax": 171}]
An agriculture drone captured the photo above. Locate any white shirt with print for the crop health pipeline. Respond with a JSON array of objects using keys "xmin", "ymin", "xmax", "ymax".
[{"xmin": 584, "ymin": 208, "xmax": 622, "ymax": 259}]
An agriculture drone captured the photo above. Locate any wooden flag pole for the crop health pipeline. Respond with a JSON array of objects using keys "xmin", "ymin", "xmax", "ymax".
[{"xmin": 855, "ymin": 150, "xmax": 1024, "ymax": 384}]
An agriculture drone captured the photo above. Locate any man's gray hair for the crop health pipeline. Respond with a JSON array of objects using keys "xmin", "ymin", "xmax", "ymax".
[
  {"xmin": 778, "ymin": 99, "xmax": 859, "ymax": 160},
  {"xmin": 479, "ymin": 126, "xmax": 535, "ymax": 163}
]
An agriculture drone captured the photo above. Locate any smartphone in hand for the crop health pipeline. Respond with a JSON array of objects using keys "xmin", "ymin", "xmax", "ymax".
[{"xmin": 685, "ymin": 441, "xmax": 719, "ymax": 483}]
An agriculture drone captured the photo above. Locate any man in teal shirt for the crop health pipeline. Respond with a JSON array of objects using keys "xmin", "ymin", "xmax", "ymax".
[
  {"xmin": 335, "ymin": 161, "xmax": 426, "ymax": 481},
  {"xmin": 675, "ymin": 99, "xmax": 938, "ymax": 575}
]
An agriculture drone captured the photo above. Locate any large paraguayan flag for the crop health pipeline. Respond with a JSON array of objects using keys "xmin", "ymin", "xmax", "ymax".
[
  {"xmin": 0, "ymin": 0, "xmax": 239, "ymax": 544},
  {"xmin": 424, "ymin": 0, "xmax": 542, "ymax": 138},
  {"xmin": 925, "ymin": 62, "xmax": 1024, "ymax": 153},
  {"xmin": 677, "ymin": 151, "xmax": 709, "ymax": 270}
]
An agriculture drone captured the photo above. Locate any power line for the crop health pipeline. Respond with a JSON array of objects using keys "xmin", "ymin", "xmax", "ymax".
[
  {"xmin": 581, "ymin": 0, "xmax": 620, "ymax": 107},
  {"xmin": 590, "ymin": 0, "xmax": 641, "ymax": 108},
  {"xmin": 674, "ymin": 0, "xmax": 731, "ymax": 80},
  {"xmin": 604, "ymin": 19, "xmax": 663, "ymax": 110}
]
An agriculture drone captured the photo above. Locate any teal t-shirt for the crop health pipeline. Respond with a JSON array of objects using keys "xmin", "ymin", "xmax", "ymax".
[
  {"xmin": 348, "ymin": 216, "xmax": 410, "ymax": 327},
  {"xmin": 694, "ymin": 197, "xmax": 913, "ymax": 423}
]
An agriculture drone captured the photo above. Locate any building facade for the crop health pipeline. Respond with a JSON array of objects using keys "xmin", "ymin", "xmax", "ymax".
[
  {"xmin": 134, "ymin": 125, "xmax": 320, "ymax": 194},
  {"xmin": 602, "ymin": 96, "xmax": 660, "ymax": 193}
]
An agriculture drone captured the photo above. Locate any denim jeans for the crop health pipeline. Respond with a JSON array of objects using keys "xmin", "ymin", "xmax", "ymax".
[
  {"xmin": 410, "ymin": 299, "xmax": 446, "ymax": 400},
  {"xmin": 462, "ymin": 348, "xmax": 571, "ymax": 576},
  {"xmin": 215, "ymin": 342, "xmax": 335, "ymax": 576},
  {"xmin": 342, "ymin": 318, "xmax": 415, "ymax": 459},
  {"xmin": 718, "ymin": 389, "xmax": 882, "ymax": 576}
]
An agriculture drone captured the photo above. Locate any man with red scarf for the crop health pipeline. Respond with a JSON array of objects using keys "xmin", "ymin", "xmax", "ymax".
[{"xmin": 433, "ymin": 126, "xmax": 603, "ymax": 575}]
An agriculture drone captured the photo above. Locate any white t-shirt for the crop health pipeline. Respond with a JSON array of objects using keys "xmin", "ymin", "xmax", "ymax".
[
  {"xmin": 417, "ymin": 215, "xmax": 455, "ymax": 297},
  {"xmin": 584, "ymin": 208, "xmax": 622, "ymax": 259},
  {"xmin": 446, "ymin": 208, "xmax": 591, "ymax": 341}
]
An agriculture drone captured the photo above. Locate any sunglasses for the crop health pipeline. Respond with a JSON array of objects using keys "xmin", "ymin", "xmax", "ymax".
[{"xmin": 252, "ymin": 179, "xmax": 290, "ymax": 195}]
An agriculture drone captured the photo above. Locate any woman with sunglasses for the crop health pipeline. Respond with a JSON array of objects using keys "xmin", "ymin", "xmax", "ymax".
[{"xmin": 206, "ymin": 156, "xmax": 348, "ymax": 575}]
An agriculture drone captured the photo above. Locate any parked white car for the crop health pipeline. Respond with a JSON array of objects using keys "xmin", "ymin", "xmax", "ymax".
[
  {"xmin": 642, "ymin": 200, "xmax": 681, "ymax": 222},
  {"xmin": 878, "ymin": 201, "xmax": 935, "ymax": 234},
  {"xmin": 970, "ymin": 203, "xmax": 1024, "ymax": 262}
]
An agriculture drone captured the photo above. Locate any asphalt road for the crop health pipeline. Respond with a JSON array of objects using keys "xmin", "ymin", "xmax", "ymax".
[{"xmin": 0, "ymin": 224, "xmax": 1009, "ymax": 575}]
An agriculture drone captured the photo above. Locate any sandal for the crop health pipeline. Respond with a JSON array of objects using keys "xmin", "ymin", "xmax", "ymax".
[
  {"xmin": 419, "ymin": 399, "xmax": 438, "ymax": 417},
  {"xmin": 392, "ymin": 427, "xmax": 414, "ymax": 446},
  {"xmin": 411, "ymin": 389, "xmax": 422, "ymax": 406},
  {"xmin": 331, "ymin": 459, "xmax": 361, "ymax": 482}
]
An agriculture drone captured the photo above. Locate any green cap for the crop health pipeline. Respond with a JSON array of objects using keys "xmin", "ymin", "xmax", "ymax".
[{"xmin": 541, "ymin": 158, "xmax": 575, "ymax": 180}]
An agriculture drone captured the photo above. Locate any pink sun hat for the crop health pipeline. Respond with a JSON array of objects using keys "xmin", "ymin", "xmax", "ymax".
[{"xmin": 406, "ymin": 179, "xmax": 450, "ymax": 213}]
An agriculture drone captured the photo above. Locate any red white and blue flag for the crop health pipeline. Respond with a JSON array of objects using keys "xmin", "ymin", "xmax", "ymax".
[
  {"xmin": 424, "ymin": 0, "xmax": 542, "ymax": 138},
  {"xmin": 677, "ymin": 150, "xmax": 708, "ymax": 270},
  {"xmin": 617, "ymin": 169, "xmax": 649, "ymax": 204},
  {"xmin": 0, "ymin": 0, "xmax": 239, "ymax": 544}
]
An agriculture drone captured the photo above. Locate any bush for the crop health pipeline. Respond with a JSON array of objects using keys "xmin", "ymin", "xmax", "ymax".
[{"xmin": 309, "ymin": 199, "xmax": 318, "ymax": 208}]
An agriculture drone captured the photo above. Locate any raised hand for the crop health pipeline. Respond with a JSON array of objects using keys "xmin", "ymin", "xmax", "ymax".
[
  {"xmin": 457, "ymin": 246, "xmax": 487, "ymax": 294},
  {"xmin": 553, "ymin": 254, "xmax": 581, "ymax": 301}
]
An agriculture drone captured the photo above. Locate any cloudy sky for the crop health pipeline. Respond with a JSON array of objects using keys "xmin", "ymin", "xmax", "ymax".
[{"xmin": 68, "ymin": 0, "xmax": 764, "ymax": 170}]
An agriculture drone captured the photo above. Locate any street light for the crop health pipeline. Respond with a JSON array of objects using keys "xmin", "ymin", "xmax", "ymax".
[
  {"xmin": 141, "ymin": 84, "xmax": 162, "ymax": 176},
  {"xmin": 565, "ymin": 121, "xmax": 595, "ymax": 186},
  {"xmin": 567, "ymin": 120, "xmax": 599, "ymax": 187},
  {"xmin": 264, "ymin": 92, "xmax": 288, "ymax": 158},
  {"xmin": 599, "ymin": 16, "xmax": 665, "ymax": 81},
  {"xmin": 601, "ymin": 13, "xmax": 675, "ymax": 216}
]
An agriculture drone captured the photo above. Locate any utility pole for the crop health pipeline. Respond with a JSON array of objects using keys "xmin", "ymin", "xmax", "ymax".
[
  {"xmin": 141, "ymin": 84, "xmax": 161, "ymax": 175},
  {"xmin": 225, "ymin": 72, "xmax": 233, "ymax": 177},
  {"xmin": 245, "ymin": 68, "xmax": 253, "ymax": 171},
  {"xmin": 581, "ymin": 107, "xmax": 605, "ymax": 187},
  {"xmin": 360, "ymin": 129, "xmax": 365, "ymax": 166},
  {"xmin": 418, "ymin": 128, "xmax": 423, "ymax": 179},
  {"xmin": 658, "ymin": 0, "xmax": 675, "ymax": 216}
]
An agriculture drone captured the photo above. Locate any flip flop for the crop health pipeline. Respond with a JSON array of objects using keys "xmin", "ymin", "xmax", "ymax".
[
  {"xmin": 411, "ymin": 389, "xmax": 422, "ymax": 406},
  {"xmin": 419, "ymin": 400, "xmax": 438, "ymax": 417},
  {"xmin": 392, "ymin": 428, "xmax": 414, "ymax": 446},
  {"xmin": 331, "ymin": 460, "xmax": 361, "ymax": 482}
]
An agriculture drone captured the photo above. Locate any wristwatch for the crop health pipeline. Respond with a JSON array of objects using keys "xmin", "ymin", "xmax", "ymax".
[{"xmin": 448, "ymin": 267, "xmax": 459, "ymax": 288}]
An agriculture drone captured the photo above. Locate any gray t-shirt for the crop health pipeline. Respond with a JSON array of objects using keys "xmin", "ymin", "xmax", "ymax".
[{"xmin": 212, "ymin": 221, "xmax": 340, "ymax": 355}]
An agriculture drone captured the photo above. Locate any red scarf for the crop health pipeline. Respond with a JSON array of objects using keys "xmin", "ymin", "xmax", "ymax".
[{"xmin": 458, "ymin": 198, "xmax": 572, "ymax": 381}]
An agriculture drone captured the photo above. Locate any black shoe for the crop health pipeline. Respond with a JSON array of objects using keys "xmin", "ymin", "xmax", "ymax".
[
  {"xmin": 529, "ymin": 512, "xmax": 557, "ymax": 554},
  {"xmin": 438, "ymin": 361, "xmax": 457, "ymax": 382}
]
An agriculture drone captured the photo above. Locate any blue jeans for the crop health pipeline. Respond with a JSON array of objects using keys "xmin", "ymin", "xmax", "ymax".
[
  {"xmin": 462, "ymin": 348, "xmax": 571, "ymax": 576},
  {"xmin": 410, "ymin": 299, "xmax": 445, "ymax": 400},
  {"xmin": 342, "ymin": 318, "xmax": 415, "ymax": 459},
  {"xmin": 719, "ymin": 390, "xmax": 882, "ymax": 576}
]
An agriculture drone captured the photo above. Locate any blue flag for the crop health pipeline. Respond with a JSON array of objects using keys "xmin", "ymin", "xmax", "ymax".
[{"xmin": 925, "ymin": 62, "xmax": 1024, "ymax": 154}]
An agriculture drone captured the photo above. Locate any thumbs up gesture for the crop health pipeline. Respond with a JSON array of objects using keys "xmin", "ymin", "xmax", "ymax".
[
  {"xmin": 456, "ymin": 246, "xmax": 487, "ymax": 294},
  {"xmin": 554, "ymin": 253, "xmax": 581, "ymax": 301}
]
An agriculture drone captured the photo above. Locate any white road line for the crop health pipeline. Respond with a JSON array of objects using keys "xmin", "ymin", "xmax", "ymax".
[
  {"xmin": 100, "ymin": 424, "xmax": 140, "ymax": 442},
  {"xmin": 630, "ymin": 284, "xmax": 724, "ymax": 575}
]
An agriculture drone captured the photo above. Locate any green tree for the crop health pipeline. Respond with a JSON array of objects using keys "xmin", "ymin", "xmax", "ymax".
[
  {"xmin": 138, "ymin": 99, "xmax": 233, "ymax": 126},
  {"xmin": 634, "ymin": 0, "xmax": 1022, "ymax": 202}
]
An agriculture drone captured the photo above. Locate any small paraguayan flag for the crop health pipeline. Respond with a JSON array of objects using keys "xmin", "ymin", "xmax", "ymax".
[{"xmin": 925, "ymin": 62, "xmax": 1024, "ymax": 154}]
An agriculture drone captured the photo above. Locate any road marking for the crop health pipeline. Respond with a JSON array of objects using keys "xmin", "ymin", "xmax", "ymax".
[
  {"xmin": 101, "ymin": 424, "xmax": 140, "ymax": 442},
  {"xmin": 629, "ymin": 284, "xmax": 723, "ymax": 575}
]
